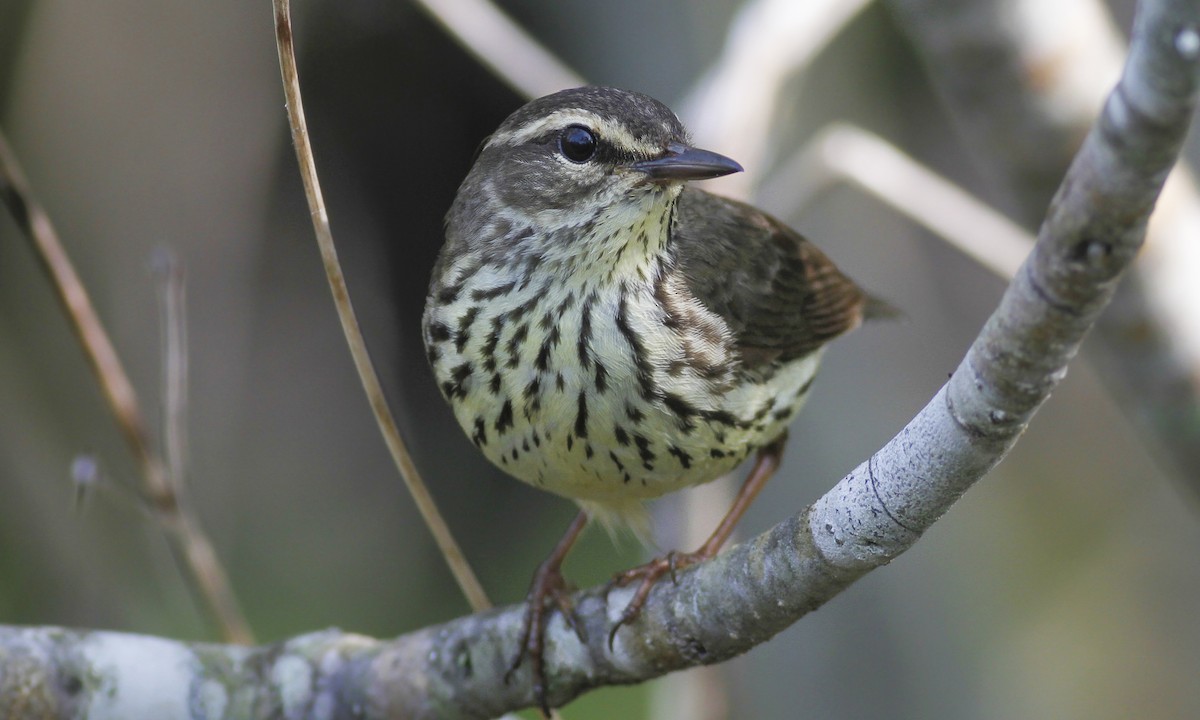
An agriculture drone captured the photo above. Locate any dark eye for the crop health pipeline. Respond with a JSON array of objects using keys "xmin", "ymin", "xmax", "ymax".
[{"xmin": 559, "ymin": 125, "xmax": 597, "ymax": 163}]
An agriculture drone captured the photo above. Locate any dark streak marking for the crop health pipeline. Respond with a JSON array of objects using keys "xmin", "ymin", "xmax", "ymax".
[
  {"xmin": 654, "ymin": 269, "xmax": 680, "ymax": 330},
  {"xmin": 441, "ymin": 362, "xmax": 473, "ymax": 401},
  {"xmin": 506, "ymin": 323, "xmax": 528, "ymax": 368},
  {"xmin": 523, "ymin": 377, "xmax": 541, "ymax": 409},
  {"xmin": 594, "ymin": 360, "xmax": 608, "ymax": 393},
  {"xmin": 667, "ymin": 444, "xmax": 692, "ymax": 469},
  {"xmin": 577, "ymin": 292, "xmax": 596, "ymax": 369},
  {"xmin": 662, "ymin": 393, "xmax": 698, "ymax": 431},
  {"xmin": 536, "ymin": 324, "xmax": 560, "ymax": 371},
  {"xmin": 663, "ymin": 393, "xmax": 697, "ymax": 420},
  {"xmin": 495, "ymin": 399, "xmax": 514, "ymax": 434},
  {"xmin": 574, "ymin": 390, "xmax": 589, "ymax": 439},
  {"xmin": 615, "ymin": 286, "xmax": 657, "ymax": 400},
  {"xmin": 509, "ymin": 292, "xmax": 540, "ymax": 323},
  {"xmin": 470, "ymin": 281, "xmax": 515, "ymax": 302},
  {"xmin": 454, "ymin": 306, "xmax": 480, "ymax": 353},
  {"xmin": 481, "ymin": 316, "xmax": 503, "ymax": 370},
  {"xmin": 633, "ymin": 434, "xmax": 655, "ymax": 469},
  {"xmin": 436, "ymin": 263, "xmax": 482, "ymax": 305},
  {"xmin": 703, "ymin": 409, "xmax": 742, "ymax": 428}
]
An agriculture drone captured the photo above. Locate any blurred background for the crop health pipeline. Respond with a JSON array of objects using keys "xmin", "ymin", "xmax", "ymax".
[{"xmin": 1, "ymin": 0, "xmax": 1198, "ymax": 718}]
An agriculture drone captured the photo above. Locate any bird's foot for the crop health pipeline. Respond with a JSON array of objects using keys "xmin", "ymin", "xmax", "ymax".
[
  {"xmin": 507, "ymin": 556, "xmax": 586, "ymax": 717},
  {"xmin": 605, "ymin": 548, "xmax": 709, "ymax": 648}
]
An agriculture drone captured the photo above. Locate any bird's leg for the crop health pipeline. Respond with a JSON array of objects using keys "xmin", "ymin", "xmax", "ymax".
[
  {"xmin": 508, "ymin": 509, "xmax": 589, "ymax": 717},
  {"xmin": 607, "ymin": 433, "xmax": 787, "ymax": 646}
]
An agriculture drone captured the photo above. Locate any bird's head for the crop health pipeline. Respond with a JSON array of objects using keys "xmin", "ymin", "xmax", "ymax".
[{"xmin": 460, "ymin": 86, "xmax": 742, "ymax": 236}]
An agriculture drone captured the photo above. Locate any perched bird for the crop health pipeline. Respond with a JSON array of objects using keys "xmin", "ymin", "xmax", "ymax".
[{"xmin": 423, "ymin": 86, "xmax": 878, "ymax": 712}]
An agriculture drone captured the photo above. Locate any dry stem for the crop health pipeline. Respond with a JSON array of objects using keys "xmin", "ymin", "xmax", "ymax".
[
  {"xmin": 0, "ymin": 129, "xmax": 253, "ymax": 645},
  {"xmin": 271, "ymin": 0, "xmax": 491, "ymax": 613}
]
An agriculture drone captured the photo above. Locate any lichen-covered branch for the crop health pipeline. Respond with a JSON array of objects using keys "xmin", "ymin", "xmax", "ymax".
[{"xmin": 1, "ymin": 0, "xmax": 1197, "ymax": 717}]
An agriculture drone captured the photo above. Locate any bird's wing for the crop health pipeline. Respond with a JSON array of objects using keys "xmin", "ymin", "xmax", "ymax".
[{"xmin": 673, "ymin": 187, "xmax": 870, "ymax": 369}]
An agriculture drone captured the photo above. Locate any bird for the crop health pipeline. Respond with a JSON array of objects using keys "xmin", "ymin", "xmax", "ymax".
[{"xmin": 422, "ymin": 85, "xmax": 879, "ymax": 713}]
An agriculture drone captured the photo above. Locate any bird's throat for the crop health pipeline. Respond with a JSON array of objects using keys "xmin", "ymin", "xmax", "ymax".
[{"xmin": 565, "ymin": 191, "xmax": 677, "ymax": 284}]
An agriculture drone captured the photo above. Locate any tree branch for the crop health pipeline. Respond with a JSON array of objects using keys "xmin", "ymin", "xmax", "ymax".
[
  {"xmin": 762, "ymin": 122, "xmax": 1035, "ymax": 279},
  {"xmin": 0, "ymin": 0, "xmax": 1196, "ymax": 716}
]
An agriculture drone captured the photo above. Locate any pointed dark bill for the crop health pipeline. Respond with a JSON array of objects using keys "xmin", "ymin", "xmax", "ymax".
[{"xmin": 632, "ymin": 143, "xmax": 743, "ymax": 181}]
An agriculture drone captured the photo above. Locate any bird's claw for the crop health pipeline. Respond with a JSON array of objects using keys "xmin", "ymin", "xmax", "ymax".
[
  {"xmin": 506, "ymin": 561, "xmax": 585, "ymax": 717},
  {"xmin": 605, "ymin": 550, "xmax": 706, "ymax": 650}
]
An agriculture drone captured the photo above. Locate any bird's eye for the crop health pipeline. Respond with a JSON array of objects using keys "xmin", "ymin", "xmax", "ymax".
[{"xmin": 559, "ymin": 125, "xmax": 597, "ymax": 163}]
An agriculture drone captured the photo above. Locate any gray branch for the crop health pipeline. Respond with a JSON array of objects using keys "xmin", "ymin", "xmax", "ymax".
[{"xmin": 2, "ymin": 0, "xmax": 1198, "ymax": 717}]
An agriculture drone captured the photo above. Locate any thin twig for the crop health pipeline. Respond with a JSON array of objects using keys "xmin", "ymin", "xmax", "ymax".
[
  {"xmin": 154, "ymin": 249, "xmax": 189, "ymax": 497},
  {"xmin": 271, "ymin": 0, "xmax": 491, "ymax": 613},
  {"xmin": 0, "ymin": 128, "xmax": 253, "ymax": 645},
  {"xmin": 0, "ymin": 132, "xmax": 163, "ymax": 503}
]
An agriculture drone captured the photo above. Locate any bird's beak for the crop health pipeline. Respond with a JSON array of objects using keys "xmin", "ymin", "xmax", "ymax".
[{"xmin": 631, "ymin": 143, "xmax": 743, "ymax": 181}]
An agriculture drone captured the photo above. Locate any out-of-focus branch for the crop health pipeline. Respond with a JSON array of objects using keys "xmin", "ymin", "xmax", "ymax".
[
  {"xmin": 411, "ymin": 0, "xmax": 584, "ymax": 99},
  {"xmin": 0, "ymin": 129, "xmax": 253, "ymax": 645},
  {"xmin": 681, "ymin": 0, "xmax": 873, "ymax": 197},
  {"xmin": 764, "ymin": 122, "xmax": 1034, "ymax": 278},
  {"xmin": 887, "ymin": 0, "xmax": 1200, "ymax": 488},
  {"xmin": 4, "ymin": 0, "xmax": 1196, "ymax": 715},
  {"xmin": 271, "ymin": 0, "xmax": 491, "ymax": 613},
  {"xmin": 154, "ymin": 249, "xmax": 189, "ymax": 498},
  {"xmin": 887, "ymin": 0, "xmax": 1126, "ymax": 217},
  {"xmin": 0, "ymin": 132, "xmax": 163, "ymax": 506}
]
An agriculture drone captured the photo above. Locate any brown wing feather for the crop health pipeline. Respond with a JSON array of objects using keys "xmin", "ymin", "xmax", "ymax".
[{"xmin": 673, "ymin": 187, "xmax": 868, "ymax": 368}]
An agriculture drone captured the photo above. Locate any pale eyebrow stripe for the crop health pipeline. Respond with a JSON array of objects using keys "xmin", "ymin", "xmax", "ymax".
[{"xmin": 487, "ymin": 110, "xmax": 662, "ymax": 156}]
